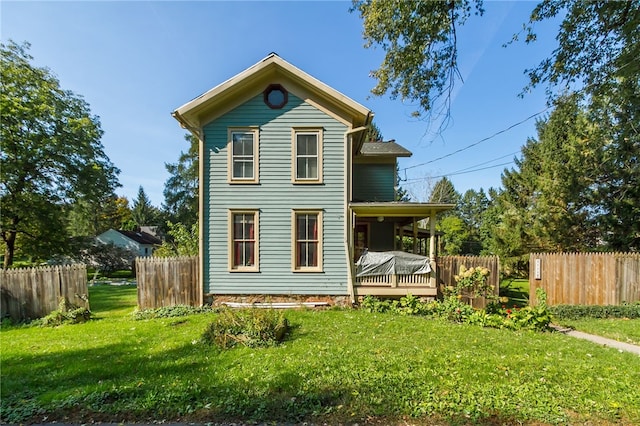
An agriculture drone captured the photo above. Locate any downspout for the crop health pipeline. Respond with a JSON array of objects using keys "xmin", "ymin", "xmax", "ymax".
[{"xmin": 344, "ymin": 114, "xmax": 372, "ymax": 304}]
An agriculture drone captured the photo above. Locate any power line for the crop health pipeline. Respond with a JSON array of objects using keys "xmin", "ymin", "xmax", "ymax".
[
  {"xmin": 402, "ymin": 161, "xmax": 514, "ymax": 185},
  {"xmin": 401, "ymin": 106, "xmax": 551, "ymax": 172}
]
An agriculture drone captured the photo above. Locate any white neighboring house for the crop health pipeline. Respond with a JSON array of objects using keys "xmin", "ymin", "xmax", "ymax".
[{"xmin": 96, "ymin": 229, "xmax": 162, "ymax": 257}]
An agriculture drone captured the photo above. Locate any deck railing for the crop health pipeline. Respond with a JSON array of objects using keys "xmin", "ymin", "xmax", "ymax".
[{"xmin": 355, "ymin": 273, "xmax": 431, "ymax": 287}]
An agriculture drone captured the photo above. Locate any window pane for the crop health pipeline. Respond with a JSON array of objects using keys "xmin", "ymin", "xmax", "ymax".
[
  {"xmin": 297, "ymin": 215, "xmax": 307, "ymax": 240},
  {"xmin": 297, "ymin": 158, "xmax": 318, "ymax": 180},
  {"xmin": 307, "ymin": 242, "xmax": 317, "ymax": 266},
  {"xmin": 307, "ymin": 158, "xmax": 317, "ymax": 179},
  {"xmin": 233, "ymin": 133, "xmax": 253, "ymax": 155},
  {"xmin": 307, "ymin": 216, "xmax": 317, "ymax": 239},
  {"xmin": 297, "ymin": 134, "xmax": 317, "ymax": 155}
]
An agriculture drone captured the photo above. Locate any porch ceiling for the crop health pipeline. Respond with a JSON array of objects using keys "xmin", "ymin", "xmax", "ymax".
[{"xmin": 349, "ymin": 202, "xmax": 455, "ymax": 221}]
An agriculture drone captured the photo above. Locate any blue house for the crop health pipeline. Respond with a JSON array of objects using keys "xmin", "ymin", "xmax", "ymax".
[{"xmin": 172, "ymin": 54, "xmax": 453, "ymax": 304}]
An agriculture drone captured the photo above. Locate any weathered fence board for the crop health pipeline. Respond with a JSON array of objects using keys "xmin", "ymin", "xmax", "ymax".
[
  {"xmin": 136, "ymin": 256, "xmax": 199, "ymax": 309},
  {"xmin": 529, "ymin": 252, "xmax": 640, "ymax": 306},
  {"xmin": 0, "ymin": 265, "xmax": 89, "ymax": 321},
  {"xmin": 438, "ymin": 256, "xmax": 500, "ymax": 309}
]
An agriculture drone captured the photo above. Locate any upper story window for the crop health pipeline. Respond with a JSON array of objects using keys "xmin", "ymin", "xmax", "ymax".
[
  {"xmin": 228, "ymin": 127, "xmax": 259, "ymax": 183},
  {"xmin": 264, "ymin": 84, "xmax": 288, "ymax": 109},
  {"xmin": 292, "ymin": 128, "xmax": 323, "ymax": 183}
]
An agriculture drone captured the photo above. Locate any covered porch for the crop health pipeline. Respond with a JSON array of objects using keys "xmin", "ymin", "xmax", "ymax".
[{"xmin": 348, "ymin": 202, "xmax": 455, "ymax": 300}]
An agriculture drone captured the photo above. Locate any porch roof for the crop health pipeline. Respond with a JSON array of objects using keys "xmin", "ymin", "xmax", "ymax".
[{"xmin": 349, "ymin": 202, "xmax": 455, "ymax": 220}]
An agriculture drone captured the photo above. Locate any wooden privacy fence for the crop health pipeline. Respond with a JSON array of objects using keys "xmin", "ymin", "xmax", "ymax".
[
  {"xmin": 136, "ymin": 256, "xmax": 199, "ymax": 309},
  {"xmin": 529, "ymin": 252, "xmax": 640, "ymax": 306},
  {"xmin": 0, "ymin": 264, "xmax": 88, "ymax": 321},
  {"xmin": 438, "ymin": 255, "xmax": 500, "ymax": 308}
]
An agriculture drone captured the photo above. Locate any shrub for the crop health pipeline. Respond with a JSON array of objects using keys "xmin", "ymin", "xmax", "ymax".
[
  {"xmin": 549, "ymin": 303, "xmax": 640, "ymax": 320},
  {"xmin": 32, "ymin": 298, "xmax": 91, "ymax": 327},
  {"xmin": 443, "ymin": 264, "xmax": 497, "ymax": 304},
  {"xmin": 358, "ymin": 289, "xmax": 552, "ymax": 332},
  {"xmin": 202, "ymin": 308, "xmax": 290, "ymax": 349}
]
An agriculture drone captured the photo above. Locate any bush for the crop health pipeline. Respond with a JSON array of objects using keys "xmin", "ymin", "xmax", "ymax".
[
  {"xmin": 549, "ymin": 303, "xmax": 640, "ymax": 320},
  {"xmin": 202, "ymin": 308, "xmax": 290, "ymax": 349},
  {"xmin": 359, "ymin": 289, "xmax": 553, "ymax": 332},
  {"xmin": 31, "ymin": 298, "xmax": 91, "ymax": 327}
]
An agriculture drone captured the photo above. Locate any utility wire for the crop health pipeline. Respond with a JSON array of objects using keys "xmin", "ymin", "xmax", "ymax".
[
  {"xmin": 402, "ymin": 161, "xmax": 515, "ymax": 185},
  {"xmin": 401, "ymin": 106, "xmax": 551, "ymax": 172}
]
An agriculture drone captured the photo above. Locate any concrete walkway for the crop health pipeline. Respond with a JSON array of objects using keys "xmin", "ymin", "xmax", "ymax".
[{"xmin": 551, "ymin": 325, "xmax": 640, "ymax": 355}]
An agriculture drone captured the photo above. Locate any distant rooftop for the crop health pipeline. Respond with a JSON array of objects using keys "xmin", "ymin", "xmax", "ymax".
[{"xmin": 117, "ymin": 230, "xmax": 162, "ymax": 245}]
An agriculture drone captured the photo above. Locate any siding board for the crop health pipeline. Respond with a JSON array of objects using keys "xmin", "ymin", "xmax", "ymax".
[{"xmin": 202, "ymin": 94, "xmax": 348, "ymax": 295}]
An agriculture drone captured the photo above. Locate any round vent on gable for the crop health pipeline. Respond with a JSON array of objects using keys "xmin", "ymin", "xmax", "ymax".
[{"xmin": 264, "ymin": 84, "xmax": 288, "ymax": 109}]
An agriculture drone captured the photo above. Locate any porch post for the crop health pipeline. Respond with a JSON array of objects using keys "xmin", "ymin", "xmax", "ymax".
[
  {"xmin": 429, "ymin": 210, "xmax": 437, "ymax": 287},
  {"xmin": 412, "ymin": 218, "xmax": 418, "ymax": 254}
]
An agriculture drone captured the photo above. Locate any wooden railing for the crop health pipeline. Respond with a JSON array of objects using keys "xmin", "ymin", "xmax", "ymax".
[{"xmin": 355, "ymin": 273, "xmax": 431, "ymax": 287}]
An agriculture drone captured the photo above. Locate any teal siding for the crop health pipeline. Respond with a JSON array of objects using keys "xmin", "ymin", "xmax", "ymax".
[
  {"xmin": 353, "ymin": 163, "xmax": 395, "ymax": 201},
  {"xmin": 202, "ymin": 94, "xmax": 349, "ymax": 295}
]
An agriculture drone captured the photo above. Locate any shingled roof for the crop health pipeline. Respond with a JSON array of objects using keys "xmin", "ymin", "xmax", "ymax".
[
  {"xmin": 359, "ymin": 140, "xmax": 412, "ymax": 157},
  {"xmin": 116, "ymin": 230, "xmax": 162, "ymax": 245}
]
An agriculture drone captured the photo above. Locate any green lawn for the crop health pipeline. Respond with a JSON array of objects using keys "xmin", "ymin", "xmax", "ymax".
[
  {"xmin": 554, "ymin": 318, "xmax": 640, "ymax": 345},
  {"xmin": 499, "ymin": 279, "xmax": 640, "ymax": 345},
  {"xmin": 500, "ymin": 278, "xmax": 529, "ymax": 307},
  {"xmin": 2, "ymin": 285, "xmax": 639, "ymax": 425}
]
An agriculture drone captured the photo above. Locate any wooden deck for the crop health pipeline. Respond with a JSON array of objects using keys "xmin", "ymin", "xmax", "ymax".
[{"xmin": 354, "ymin": 273, "xmax": 437, "ymax": 297}]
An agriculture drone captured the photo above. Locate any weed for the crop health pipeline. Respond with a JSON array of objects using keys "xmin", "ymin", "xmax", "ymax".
[{"xmin": 201, "ymin": 308, "xmax": 289, "ymax": 349}]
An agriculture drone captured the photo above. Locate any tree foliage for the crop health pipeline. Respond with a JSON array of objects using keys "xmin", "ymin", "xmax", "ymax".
[
  {"xmin": 1, "ymin": 41, "xmax": 120, "ymax": 267},
  {"xmin": 163, "ymin": 134, "xmax": 199, "ymax": 227},
  {"xmin": 520, "ymin": 0, "xmax": 640, "ymax": 102},
  {"xmin": 153, "ymin": 222, "xmax": 198, "ymax": 257},
  {"xmin": 351, "ymin": 0, "xmax": 484, "ymax": 122},
  {"xmin": 131, "ymin": 186, "xmax": 161, "ymax": 230}
]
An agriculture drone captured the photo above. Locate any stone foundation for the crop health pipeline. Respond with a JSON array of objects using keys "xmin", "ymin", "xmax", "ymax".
[{"xmin": 205, "ymin": 294, "xmax": 351, "ymax": 308}]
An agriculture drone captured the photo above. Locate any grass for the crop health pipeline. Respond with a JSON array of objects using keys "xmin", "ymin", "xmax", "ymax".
[
  {"xmin": 2, "ymin": 285, "xmax": 640, "ymax": 425},
  {"xmin": 500, "ymin": 278, "xmax": 529, "ymax": 307},
  {"xmin": 554, "ymin": 318, "xmax": 640, "ymax": 345},
  {"xmin": 499, "ymin": 279, "xmax": 640, "ymax": 344}
]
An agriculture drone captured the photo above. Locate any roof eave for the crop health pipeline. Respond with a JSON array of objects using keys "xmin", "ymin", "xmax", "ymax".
[{"xmin": 173, "ymin": 54, "xmax": 371, "ymax": 130}]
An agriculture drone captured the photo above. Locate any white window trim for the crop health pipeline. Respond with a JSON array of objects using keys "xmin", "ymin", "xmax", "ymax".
[
  {"xmin": 228, "ymin": 127, "xmax": 259, "ymax": 184},
  {"xmin": 228, "ymin": 209, "xmax": 260, "ymax": 272},
  {"xmin": 291, "ymin": 209, "xmax": 323, "ymax": 272},
  {"xmin": 291, "ymin": 127, "xmax": 323, "ymax": 184}
]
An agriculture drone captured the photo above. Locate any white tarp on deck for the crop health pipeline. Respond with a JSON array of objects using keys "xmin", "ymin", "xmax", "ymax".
[{"xmin": 355, "ymin": 250, "xmax": 432, "ymax": 277}]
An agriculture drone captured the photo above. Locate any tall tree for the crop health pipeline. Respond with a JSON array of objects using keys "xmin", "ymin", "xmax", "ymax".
[
  {"xmin": 489, "ymin": 95, "xmax": 604, "ymax": 255},
  {"xmin": 131, "ymin": 186, "xmax": 159, "ymax": 229},
  {"xmin": 163, "ymin": 134, "xmax": 199, "ymax": 227},
  {"xmin": 0, "ymin": 41, "xmax": 120, "ymax": 268},
  {"xmin": 67, "ymin": 195, "xmax": 133, "ymax": 236},
  {"xmin": 458, "ymin": 188, "xmax": 489, "ymax": 254},
  {"xmin": 428, "ymin": 177, "xmax": 461, "ymax": 205}
]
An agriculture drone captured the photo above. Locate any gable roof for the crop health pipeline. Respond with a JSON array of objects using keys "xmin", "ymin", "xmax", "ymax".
[
  {"xmin": 359, "ymin": 140, "xmax": 412, "ymax": 158},
  {"xmin": 116, "ymin": 230, "xmax": 162, "ymax": 245},
  {"xmin": 172, "ymin": 53, "xmax": 372, "ymax": 137}
]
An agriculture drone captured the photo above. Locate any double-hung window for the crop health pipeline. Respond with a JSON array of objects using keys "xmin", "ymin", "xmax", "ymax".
[
  {"xmin": 229, "ymin": 128, "xmax": 258, "ymax": 183},
  {"xmin": 292, "ymin": 210, "xmax": 323, "ymax": 272},
  {"xmin": 292, "ymin": 128, "xmax": 322, "ymax": 183},
  {"xmin": 229, "ymin": 210, "xmax": 259, "ymax": 271}
]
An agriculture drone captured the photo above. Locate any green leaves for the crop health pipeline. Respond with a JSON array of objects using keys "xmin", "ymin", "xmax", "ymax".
[
  {"xmin": 352, "ymin": 0, "xmax": 484, "ymax": 120},
  {"xmin": 1, "ymin": 40, "xmax": 120, "ymax": 266}
]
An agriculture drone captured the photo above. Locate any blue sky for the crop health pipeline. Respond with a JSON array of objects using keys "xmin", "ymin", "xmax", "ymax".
[{"xmin": 2, "ymin": 1, "xmax": 560, "ymax": 206}]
